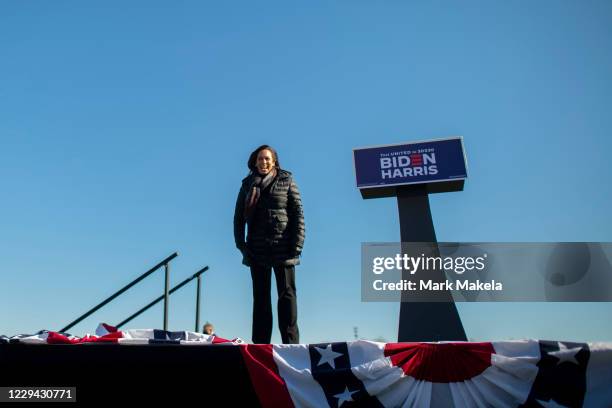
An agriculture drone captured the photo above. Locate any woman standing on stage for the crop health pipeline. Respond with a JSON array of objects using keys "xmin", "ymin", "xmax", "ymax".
[{"xmin": 233, "ymin": 145, "xmax": 305, "ymax": 344}]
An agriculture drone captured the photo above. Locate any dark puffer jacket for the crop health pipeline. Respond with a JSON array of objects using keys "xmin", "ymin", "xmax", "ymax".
[{"xmin": 234, "ymin": 169, "xmax": 305, "ymax": 267}]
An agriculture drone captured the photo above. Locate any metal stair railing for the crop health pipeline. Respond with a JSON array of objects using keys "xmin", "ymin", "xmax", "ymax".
[
  {"xmin": 115, "ymin": 266, "xmax": 209, "ymax": 331},
  {"xmin": 60, "ymin": 252, "xmax": 179, "ymax": 333}
]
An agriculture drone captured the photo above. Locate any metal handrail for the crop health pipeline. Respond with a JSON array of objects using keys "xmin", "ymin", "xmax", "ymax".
[
  {"xmin": 60, "ymin": 252, "xmax": 179, "ymax": 333},
  {"xmin": 115, "ymin": 266, "xmax": 209, "ymax": 329}
]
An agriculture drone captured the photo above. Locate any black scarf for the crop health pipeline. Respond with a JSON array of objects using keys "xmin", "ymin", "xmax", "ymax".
[{"xmin": 244, "ymin": 168, "xmax": 277, "ymax": 220}]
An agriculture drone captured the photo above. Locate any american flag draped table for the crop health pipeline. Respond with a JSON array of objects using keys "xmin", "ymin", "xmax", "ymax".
[{"xmin": 1, "ymin": 324, "xmax": 611, "ymax": 407}]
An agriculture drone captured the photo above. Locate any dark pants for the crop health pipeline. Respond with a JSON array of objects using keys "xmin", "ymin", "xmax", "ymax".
[{"xmin": 250, "ymin": 263, "xmax": 299, "ymax": 344}]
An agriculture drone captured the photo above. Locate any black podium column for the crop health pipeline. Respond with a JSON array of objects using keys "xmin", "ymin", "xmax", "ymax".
[{"xmin": 396, "ymin": 185, "xmax": 467, "ymax": 342}]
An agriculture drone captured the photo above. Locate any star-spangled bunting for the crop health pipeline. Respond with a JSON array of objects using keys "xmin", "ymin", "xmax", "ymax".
[{"xmin": 3, "ymin": 325, "xmax": 612, "ymax": 407}]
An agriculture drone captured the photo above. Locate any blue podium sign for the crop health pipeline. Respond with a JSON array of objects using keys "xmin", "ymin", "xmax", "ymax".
[{"xmin": 353, "ymin": 137, "xmax": 467, "ymax": 198}]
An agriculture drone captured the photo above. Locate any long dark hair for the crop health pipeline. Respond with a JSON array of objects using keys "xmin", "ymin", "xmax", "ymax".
[{"xmin": 247, "ymin": 145, "xmax": 281, "ymax": 172}]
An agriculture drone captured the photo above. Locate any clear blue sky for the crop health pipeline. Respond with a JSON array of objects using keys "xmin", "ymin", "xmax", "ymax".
[{"xmin": 1, "ymin": 1, "xmax": 611, "ymax": 343}]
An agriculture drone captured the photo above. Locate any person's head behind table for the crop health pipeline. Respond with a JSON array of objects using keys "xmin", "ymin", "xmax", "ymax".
[{"xmin": 203, "ymin": 322, "xmax": 215, "ymax": 335}]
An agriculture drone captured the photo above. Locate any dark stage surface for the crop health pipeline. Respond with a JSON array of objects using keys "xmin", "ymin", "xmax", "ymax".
[{"xmin": 0, "ymin": 343, "xmax": 261, "ymax": 405}]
